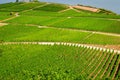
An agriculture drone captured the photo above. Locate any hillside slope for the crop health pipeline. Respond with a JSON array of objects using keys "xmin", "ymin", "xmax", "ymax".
[{"xmin": 0, "ymin": 2, "xmax": 120, "ymax": 80}]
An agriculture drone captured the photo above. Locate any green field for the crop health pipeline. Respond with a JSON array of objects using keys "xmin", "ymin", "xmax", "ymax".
[
  {"xmin": 0, "ymin": 1, "xmax": 120, "ymax": 80},
  {"xmin": 0, "ymin": 12, "xmax": 12, "ymax": 21},
  {"xmin": 6, "ymin": 15, "xmax": 120, "ymax": 34},
  {"xmin": 0, "ymin": 2, "xmax": 45, "ymax": 12},
  {"xmin": 0, "ymin": 16, "xmax": 11, "ymax": 21},
  {"xmin": 0, "ymin": 2, "xmax": 23, "ymax": 9},
  {"xmin": 21, "ymin": 9, "xmax": 120, "ymax": 19},
  {"xmin": 33, "ymin": 3, "xmax": 68, "ymax": 12},
  {"xmin": 0, "ymin": 24, "xmax": 120, "ymax": 45},
  {"xmin": 0, "ymin": 45, "xmax": 119, "ymax": 80}
]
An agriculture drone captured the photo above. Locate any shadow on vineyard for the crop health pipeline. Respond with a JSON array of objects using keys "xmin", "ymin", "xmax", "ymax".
[
  {"xmin": 0, "ymin": 49, "xmax": 3, "ymax": 57},
  {"xmin": 0, "ymin": 40, "xmax": 4, "ymax": 43}
]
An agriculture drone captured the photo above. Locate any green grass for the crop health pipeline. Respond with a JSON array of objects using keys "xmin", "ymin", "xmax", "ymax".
[
  {"xmin": 0, "ymin": 12, "xmax": 12, "ymax": 20},
  {"xmin": 0, "ymin": 24, "xmax": 120, "ymax": 45},
  {"xmin": 20, "ymin": 10, "xmax": 62, "ymax": 16},
  {"xmin": 6, "ymin": 15, "xmax": 120, "ymax": 34},
  {"xmin": 0, "ymin": 16, "xmax": 12, "ymax": 21},
  {"xmin": 0, "ymin": 2, "xmax": 45, "ymax": 12},
  {"xmin": 0, "ymin": 24, "xmax": 90, "ymax": 42},
  {"xmin": 84, "ymin": 34, "xmax": 120, "ymax": 45},
  {"xmin": 6, "ymin": 16, "xmax": 56, "ymax": 25},
  {"xmin": 50, "ymin": 17, "xmax": 120, "ymax": 34},
  {"xmin": 21, "ymin": 9, "xmax": 120, "ymax": 19},
  {"xmin": 33, "ymin": 3, "xmax": 68, "ymax": 12},
  {"xmin": 0, "ymin": 2, "xmax": 23, "ymax": 9},
  {"xmin": 0, "ymin": 44, "xmax": 119, "ymax": 80},
  {"xmin": 61, "ymin": 10, "xmax": 120, "ymax": 19},
  {"xmin": 0, "ymin": 12, "xmax": 12, "ymax": 16}
]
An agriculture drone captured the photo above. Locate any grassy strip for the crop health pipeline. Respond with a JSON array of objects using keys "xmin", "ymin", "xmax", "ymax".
[
  {"xmin": 50, "ymin": 17, "xmax": 120, "ymax": 34},
  {"xmin": 0, "ymin": 24, "xmax": 120, "ymax": 45},
  {"xmin": 7, "ymin": 15, "xmax": 120, "ymax": 34},
  {"xmin": 21, "ymin": 9, "xmax": 120, "ymax": 19},
  {"xmin": 0, "ymin": 16, "xmax": 12, "ymax": 21},
  {"xmin": 33, "ymin": 3, "xmax": 68, "ymax": 12},
  {"xmin": 0, "ymin": 2, "xmax": 45, "ymax": 12},
  {"xmin": 0, "ymin": 2, "xmax": 23, "ymax": 9}
]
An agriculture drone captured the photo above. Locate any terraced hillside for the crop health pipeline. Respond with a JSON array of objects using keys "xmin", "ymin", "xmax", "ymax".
[{"xmin": 0, "ymin": 2, "xmax": 120, "ymax": 80}]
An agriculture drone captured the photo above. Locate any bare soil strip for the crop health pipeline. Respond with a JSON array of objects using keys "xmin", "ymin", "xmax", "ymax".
[
  {"xmin": 0, "ymin": 23, "xmax": 8, "ymax": 27},
  {"xmin": 72, "ymin": 5, "xmax": 100, "ymax": 12},
  {"xmin": 0, "ymin": 42, "xmax": 120, "ymax": 54}
]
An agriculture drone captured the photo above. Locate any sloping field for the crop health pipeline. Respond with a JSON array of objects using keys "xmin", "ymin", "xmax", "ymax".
[
  {"xmin": 0, "ymin": 2, "xmax": 23, "ymax": 9},
  {"xmin": 0, "ymin": 44, "xmax": 119, "ymax": 80},
  {"xmin": 0, "ymin": 2, "xmax": 46, "ymax": 12},
  {"xmin": 21, "ymin": 9, "xmax": 120, "ymax": 19},
  {"xmin": 0, "ymin": 12, "xmax": 13, "ymax": 21},
  {"xmin": 0, "ymin": 2, "xmax": 120, "ymax": 80},
  {"xmin": 0, "ymin": 24, "xmax": 120, "ymax": 45},
  {"xmin": 6, "ymin": 15, "xmax": 120, "ymax": 34},
  {"xmin": 0, "ymin": 16, "xmax": 11, "ymax": 21},
  {"xmin": 33, "ymin": 3, "xmax": 69, "ymax": 12}
]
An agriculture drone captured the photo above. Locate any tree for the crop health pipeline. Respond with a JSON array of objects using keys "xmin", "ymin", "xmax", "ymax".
[{"xmin": 16, "ymin": 0, "xmax": 19, "ymax": 2}]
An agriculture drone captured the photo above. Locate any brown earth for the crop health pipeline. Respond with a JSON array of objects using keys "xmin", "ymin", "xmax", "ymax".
[
  {"xmin": 72, "ymin": 5, "xmax": 100, "ymax": 12},
  {"xmin": 0, "ymin": 23, "xmax": 8, "ymax": 27}
]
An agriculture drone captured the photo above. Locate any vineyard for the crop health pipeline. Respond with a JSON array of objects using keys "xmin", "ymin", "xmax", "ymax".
[
  {"xmin": 0, "ymin": 44, "xmax": 120, "ymax": 80},
  {"xmin": 0, "ymin": 1, "xmax": 120, "ymax": 80}
]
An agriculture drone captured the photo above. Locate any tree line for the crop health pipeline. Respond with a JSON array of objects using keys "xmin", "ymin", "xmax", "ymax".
[{"xmin": 16, "ymin": 0, "xmax": 39, "ymax": 2}]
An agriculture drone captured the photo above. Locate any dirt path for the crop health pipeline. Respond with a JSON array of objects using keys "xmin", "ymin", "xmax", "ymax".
[
  {"xmin": 0, "ymin": 15, "xmax": 19, "ymax": 23},
  {"xmin": 0, "ymin": 23, "xmax": 8, "ymax": 27},
  {"xmin": 58, "ymin": 8, "xmax": 71, "ymax": 13},
  {"xmin": 0, "ymin": 42, "xmax": 120, "ymax": 54}
]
